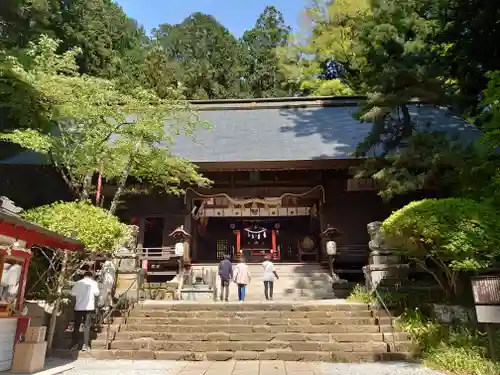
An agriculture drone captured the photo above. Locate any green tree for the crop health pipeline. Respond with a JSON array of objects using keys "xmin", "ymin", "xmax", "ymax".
[
  {"xmin": 299, "ymin": 78, "xmax": 354, "ymax": 96},
  {"xmin": 278, "ymin": 0, "xmax": 369, "ymax": 95},
  {"xmin": 433, "ymin": 0, "xmax": 500, "ymax": 118},
  {"xmin": 152, "ymin": 13, "xmax": 244, "ymax": 100},
  {"xmin": 352, "ymin": 0, "xmax": 446, "ymax": 155},
  {"xmin": 331, "ymin": 0, "xmax": 464, "ymax": 199},
  {"xmin": 131, "ymin": 46, "xmax": 186, "ymax": 99},
  {"xmin": 0, "ymin": 36, "xmax": 210, "ymax": 214},
  {"xmin": 22, "ymin": 200, "xmax": 135, "ymax": 347},
  {"xmin": 23, "ymin": 201, "xmax": 132, "ymax": 252},
  {"xmin": 0, "ymin": 0, "xmax": 150, "ymax": 162},
  {"xmin": 0, "ymin": 0, "xmax": 147, "ymax": 78},
  {"xmin": 240, "ymin": 6, "xmax": 291, "ymax": 98},
  {"xmin": 382, "ymin": 198, "xmax": 500, "ymax": 299}
]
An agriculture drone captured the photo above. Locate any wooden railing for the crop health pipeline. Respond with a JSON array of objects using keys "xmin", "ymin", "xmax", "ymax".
[{"xmin": 138, "ymin": 247, "xmax": 178, "ymax": 260}]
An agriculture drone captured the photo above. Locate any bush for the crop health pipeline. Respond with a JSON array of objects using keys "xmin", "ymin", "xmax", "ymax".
[
  {"xmin": 23, "ymin": 200, "xmax": 132, "ymax": 252},
  {"xmin": 382, "ymin": 198, "xmax": 500, "ymax": 298},
  {"xmin": 348, "ymin": 287, "xmax": 500, "ymax": 373},
  {"xmin": 399, "ymin": 310, "xmax": 500, "ymax": 375},
  {"xmin": 346, "ymin": 284, "xmax": 376, "ymax": 304}
]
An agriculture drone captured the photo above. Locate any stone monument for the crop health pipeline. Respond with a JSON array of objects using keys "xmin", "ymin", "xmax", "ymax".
[
  {"xmin": 363, "ymin": 221, "xmax": 408, "ymax": 289},
  {"xmin": 114, "ymin": 225, "xmax": 139, "ymax": 298}
]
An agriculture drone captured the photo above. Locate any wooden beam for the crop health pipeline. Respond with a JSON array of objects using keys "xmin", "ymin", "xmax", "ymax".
[
  {"xmin": 186, "ymin": 186, "xmax": 323, "ymax": 198},
  {"xmin": 195, "ymin": 159, "xmax": 363, "ymax": 172}
]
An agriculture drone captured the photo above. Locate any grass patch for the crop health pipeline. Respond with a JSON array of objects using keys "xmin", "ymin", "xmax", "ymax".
[
  {"xmin": 347, "ymin": 287, "xmax": 500, "ymax": 375},
  {"xmin": 346, "ymin": 284, "xmax": 376, "ymax": 304},
  {"xmin": 399, "ymin": 309, "xmax": 500, "ymax": 375}
]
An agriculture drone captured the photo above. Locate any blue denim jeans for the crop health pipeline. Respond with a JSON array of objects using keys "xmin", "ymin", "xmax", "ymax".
[{"xmin": 237, "ymin": 284, "xmax": 246, "ymax": 301}]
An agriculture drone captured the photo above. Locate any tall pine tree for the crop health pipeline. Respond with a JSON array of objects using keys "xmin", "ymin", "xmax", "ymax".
[{"xmin": 240, "ymin": 6, "xmax": 292, "ymax": 98}]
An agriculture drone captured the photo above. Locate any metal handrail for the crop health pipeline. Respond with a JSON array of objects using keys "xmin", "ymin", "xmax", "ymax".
[
  {"xmin": 211, "ymin": 268, "xmax": 217, "ymax": 301},
  {"xmin": 362, "ymin": 267, "xmax": 397, "ymax": 351},
  {"xmin": 102, "ymin": 277, "xmax": 138, "ymax": 349}
]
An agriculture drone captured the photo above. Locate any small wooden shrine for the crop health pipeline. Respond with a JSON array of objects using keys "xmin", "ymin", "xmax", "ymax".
[{"xmin": 0, "ymin": 197, "xmax": 84, "ymax": 371}]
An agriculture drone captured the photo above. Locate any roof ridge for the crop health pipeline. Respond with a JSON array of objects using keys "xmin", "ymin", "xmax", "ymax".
[{"xmin": 190, "ymin": 96, "xmax": 364, "ymax": 109}]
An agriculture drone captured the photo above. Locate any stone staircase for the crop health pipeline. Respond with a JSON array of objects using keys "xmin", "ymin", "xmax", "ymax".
[
  {"xmin": 187, "ymin": 263, "xmax": 356, "ymax": 301},
  {"xmin": 86, "ymin": 301, "xmax": 416, "ymax": 362}
]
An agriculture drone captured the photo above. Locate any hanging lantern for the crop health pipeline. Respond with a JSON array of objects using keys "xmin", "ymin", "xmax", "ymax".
[{"xmin": 274, "ymin": 223, "xmax": 281, "ymax": 230}]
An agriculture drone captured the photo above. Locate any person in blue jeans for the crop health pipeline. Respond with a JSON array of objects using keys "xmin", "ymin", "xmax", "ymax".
[{"xmin": 233, "ymin": 257, "xmax": 251, "ymax": 301}]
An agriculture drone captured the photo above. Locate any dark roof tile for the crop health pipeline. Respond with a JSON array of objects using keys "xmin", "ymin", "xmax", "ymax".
[{"xmin": 0, "ymin": 99, "xmax": 479, "ymax": 165}]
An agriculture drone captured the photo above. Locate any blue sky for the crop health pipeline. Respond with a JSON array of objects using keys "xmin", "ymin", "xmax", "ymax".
[{"xmin": 115, "ymin": 0, "xmax": 306, "ymax": 37}]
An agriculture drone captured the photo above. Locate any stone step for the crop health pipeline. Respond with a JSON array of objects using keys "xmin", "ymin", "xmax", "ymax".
[
  {"xmin": 117, "ymin": 323, "xmax": 385, "ymax": 334},
  {"xmin": 94, "ymin": 339, "xmax": 390, "ymax": 353},
  {"xmin": 125, "ymin": 316, "xmax": 377, "ymax": 326},
  {"xmin": 388, "ymin": 340, "xmax": 419, "ymax": 353},
  {"xmin": 108, "ymin": 331, "xmax": 386, "ymax": 342},
  {"xmin": 81, "ymin": 349, "xmax": 414, "ymax": 362},
  {"xmin": 137, "ymin": 301, "xmax": 370, "ymax": 311},
  {"xmin": 129, "ymin": 309, "xmax": 373, "ymax": 318},
  {"xmin": 378, "ymin": 316, "xmax": 397, "ymax": 325}
]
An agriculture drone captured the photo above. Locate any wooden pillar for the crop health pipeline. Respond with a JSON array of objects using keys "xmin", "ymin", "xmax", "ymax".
[
  {"xmin": 318, "ymin": 200, "xmax": 326, "ymax": 262},
  {"xmin": 184, "ymin": 199, "xmax": 192, "ymax": 233},
  {"xmin": 272, "ymin": 230, "xmax": 278, "ymax": 260},
  {"xmin": 184, "ymin": 199, "xmax": 193, "ymax": 261},
  {"xmin": 17, "ymin": 250, "xmax": 31, "ymax": 312},
  {"xmin": 137, "ymin": 217, "xmax": 145, "ymax": 250},
  {"xmin": 0, "ymin": 254, "xmax": 4, "ymax": 288},
  {"xmin": 192, "ymin": 219, "xmax": 198, "ymax": 262},
  {"xmin": 236, "ymin": 230, "xmax": 241, "ymax": 255},
  {"xmin": 162, "ymin": 215, "xmax": 171, "ymax": 247}
]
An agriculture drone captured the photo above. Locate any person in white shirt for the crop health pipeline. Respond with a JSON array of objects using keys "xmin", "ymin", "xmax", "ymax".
[
  {"xmin": 70, "ymin": 272, "xmax": 99, "ymax": 351},
  {"xmin": 262, "ymin": 256, "xmax": 279, "ymax": 300},
  {"xmin": 1, "ymin": 262, "xmax": 21, "ymax": 303}
]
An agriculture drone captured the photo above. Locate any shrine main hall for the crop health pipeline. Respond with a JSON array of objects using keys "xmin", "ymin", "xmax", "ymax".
[{"xmin": 0, "ymin": 96, "xmax": 471, "ymax": 274}]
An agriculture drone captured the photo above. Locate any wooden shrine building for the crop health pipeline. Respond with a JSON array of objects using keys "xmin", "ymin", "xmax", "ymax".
[
  {"xmin": 0, "ymin": 96, "xmax": 475, "ymax": 276},
  {"xmin": 119, "ymin": 96, "xmax": 475, "ymax": 273}
]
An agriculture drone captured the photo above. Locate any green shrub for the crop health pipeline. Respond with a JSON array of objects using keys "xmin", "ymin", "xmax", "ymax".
[
  {"xmin": 347, "ymin": 284, "xmax": 376, "ymax": 304},
  {"xmin": 399, "ymin": 309, "xmax": 500, "ymax": 375},
  {"xmin": 23, "ymin": 200, "xmax": 132, "ymax": 252},
  {"xmin": 382, "ymin": 198, "xmax": 500, "ymax": 298}
]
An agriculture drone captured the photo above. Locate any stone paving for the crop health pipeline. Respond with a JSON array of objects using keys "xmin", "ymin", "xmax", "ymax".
[{"xmin": 64, "ymin": 360, "xmax": 445, "ymax": 375}]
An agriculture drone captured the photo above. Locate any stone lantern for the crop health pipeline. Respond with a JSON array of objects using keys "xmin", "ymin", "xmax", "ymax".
[
  {"xmin": 169, "ymin": 225, "xmax": 191, "ymax": 267},
  {"xmin": 363, "ymin": 221, "xmax": 408, "ymax": 290},
  {"xmin": 320, "ymin": 225, "xmax": 343, "ymax": 283}
]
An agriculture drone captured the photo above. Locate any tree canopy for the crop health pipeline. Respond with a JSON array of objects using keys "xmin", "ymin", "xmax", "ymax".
[
  {"xmin": 2, "ymin": 0, "xmax": 500, "ymax": 206},
  {"xmin": 23, "ymin": 200, "xmax": 132, "ymax": 252},
  {"xmin": 0, "ymin": 36, "xmax": 210, "ymax": 214},
  {"xmin": 0, "ymin": 0, "xmax": 147, "ymax": 78},
  {"xmin": 382, "ymin": 198, "xmax": 500, "ymax": 297},
  {"xmin": 241, "ymin": 6, "xmax": 292, "ymax": 98},
  {"xmin": 152, "ymin": 13, "xmax": 244, "ymax": 100}
]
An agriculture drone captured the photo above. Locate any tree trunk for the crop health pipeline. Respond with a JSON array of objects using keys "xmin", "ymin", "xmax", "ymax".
[
  {"xmin": 80, "ymin": 173, "xmax": 93, "ymax": 201},
  {"xmin": 400, "ymin": 104, "xmax": 413, "ymax": 138},
  {"xmin": 108, "ymin": 156, "xmax": 133, "ymax": 215},
  {"xmin": 47, "ymin": 250, "xmax": 69, "ymax": 350}
]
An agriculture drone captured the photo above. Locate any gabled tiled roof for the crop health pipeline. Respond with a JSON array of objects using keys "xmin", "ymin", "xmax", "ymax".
[
  {"xmin": 171, "ymin": 97, "xmax": 478, "ymax": 162},
  {"xmin": 0, "ymin": 96, "xmax": 479, "ymax": 165}
]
